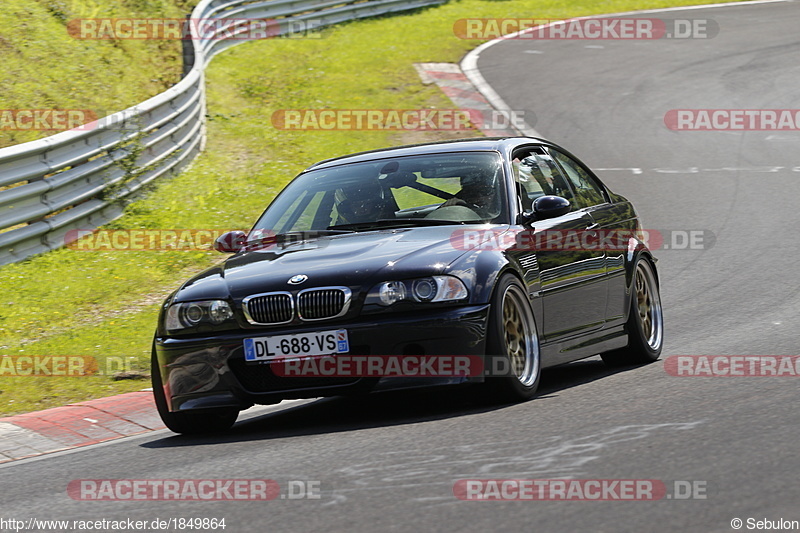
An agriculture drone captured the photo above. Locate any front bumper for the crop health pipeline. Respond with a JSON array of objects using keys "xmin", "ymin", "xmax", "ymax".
[{"xmin": 154, "ymin": 304, "xmax": 490, "ymax": 412}]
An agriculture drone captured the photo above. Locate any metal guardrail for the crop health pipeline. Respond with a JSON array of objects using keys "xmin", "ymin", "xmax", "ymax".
[{"xmin": 0, "ymin": 0, "xmax": 445, "ymax": 266}]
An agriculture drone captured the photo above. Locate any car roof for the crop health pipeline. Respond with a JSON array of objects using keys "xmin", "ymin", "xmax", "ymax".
[{"xmin": 304, "ymin": 136, "xmax": 549, "ymax": 172}]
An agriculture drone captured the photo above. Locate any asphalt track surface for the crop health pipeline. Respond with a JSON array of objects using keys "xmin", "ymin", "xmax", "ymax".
[{"xmin": 2, "ymin": 2, "xmax": 799, "ymax": 532}]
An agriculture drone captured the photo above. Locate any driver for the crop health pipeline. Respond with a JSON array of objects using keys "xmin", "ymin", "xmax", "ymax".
[
  {"xmin": 440, "ymin": 168, "xmax": 498, "ymax": 213},
  {"xmin": 336, "ymin": 180, "xmax": 394, "ymax": 224}
]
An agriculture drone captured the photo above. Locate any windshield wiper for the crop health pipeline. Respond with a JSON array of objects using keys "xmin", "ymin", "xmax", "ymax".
[{"xmin": 328, "ymin": 219, "xmax": 477, "ymax": 231}]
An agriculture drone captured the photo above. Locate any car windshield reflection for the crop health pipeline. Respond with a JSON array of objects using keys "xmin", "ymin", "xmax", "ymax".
[{"xmin": 251, "ymin": 152, "xmax": 507, "ymax": 236}]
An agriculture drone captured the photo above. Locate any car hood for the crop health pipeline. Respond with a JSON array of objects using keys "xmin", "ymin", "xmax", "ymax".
[{"xmin": 172, "ymin": 225, "xmax": 509, "ymax": 302}]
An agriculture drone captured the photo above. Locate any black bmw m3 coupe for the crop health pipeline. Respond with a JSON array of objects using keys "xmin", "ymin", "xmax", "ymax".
[{"xmin": 152, "ymin": 137, "xmax": 663, "ymax": 433}]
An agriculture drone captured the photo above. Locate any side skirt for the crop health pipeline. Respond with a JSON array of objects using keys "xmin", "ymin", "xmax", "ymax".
[{"xmin": 540, "ymin": 325, "xmax": 628, "ymax": 368}]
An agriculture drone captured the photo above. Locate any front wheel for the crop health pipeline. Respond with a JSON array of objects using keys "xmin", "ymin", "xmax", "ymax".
[
  {"xmin": 151, "ymin": 346, "xmax": 238, "ymax": 434},
  {"xmin": 482, "ymin": 274, "xmax": 541, "ymax": 402},
  {"xmin": 601, "ymin": 258, "xmax": 664, "ymax": 367}
]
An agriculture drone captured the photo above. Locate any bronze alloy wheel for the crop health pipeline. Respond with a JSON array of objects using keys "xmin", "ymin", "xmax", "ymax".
[
  {"xmin": 501, "ymin": 283, "xmax": 540, "ymax": 387},
  {"xmin": 634, "ymin": 260, "xmax": 663, "ymax": 351},
  {"xmin": 483, "ymin": 275, "xmax": 541, "ymax": 401},
  {"xmin": 601, "ymin": 258, "xmax": 664, "ymax": 366}
]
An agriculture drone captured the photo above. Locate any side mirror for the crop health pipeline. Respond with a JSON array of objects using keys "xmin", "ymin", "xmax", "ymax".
[
  {"xmin": 534, "ymin": 195, "xmax": 571, "ymax": 219},
  {"xmin": 214, "ymin": 230, "xmax": 247, "ymax": 253},
  {"xmin": 517, "ymin": 195, "xmax": 571, "ymax": 225}
]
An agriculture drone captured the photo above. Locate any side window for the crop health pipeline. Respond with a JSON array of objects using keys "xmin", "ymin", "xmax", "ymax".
[
  {"xmin": 550, "ymin": 149, "xmax": 607, "ymax": 209},
  {"xmin": 512, "ymin": 147, "xmax": 575, "ymax": 210}
]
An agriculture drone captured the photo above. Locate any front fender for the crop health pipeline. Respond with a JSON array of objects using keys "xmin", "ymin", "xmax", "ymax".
[{"xmin": 448, "ymin": 249, "xmax": 512, "ymax": 305}]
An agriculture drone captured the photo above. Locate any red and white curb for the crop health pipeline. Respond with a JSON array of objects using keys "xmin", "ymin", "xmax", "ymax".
[
  {"xmin": 0, "ymin": 390, "xmax": 164, "ymax": 463},
  {"xmin": 414, "ymin": 62, "xmax": 530, "ymax": 137}
]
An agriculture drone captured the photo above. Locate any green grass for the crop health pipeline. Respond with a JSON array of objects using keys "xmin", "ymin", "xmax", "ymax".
[
  {"xmin": 1, "ymin": 0, "xmax": 738, "ymax": 415},
  {"xmin": 0, "ymin": 0, "xmax": 193, "ymax": 148}
]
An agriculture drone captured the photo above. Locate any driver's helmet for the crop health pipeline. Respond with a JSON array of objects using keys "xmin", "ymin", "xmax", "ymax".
[
  {"xmin": 458, "ymin": 167, "xmax": 499, "ymax": 210},
  {"xmin": 337, "ymin": 180, "xmax": 393, "ymax": 223}
]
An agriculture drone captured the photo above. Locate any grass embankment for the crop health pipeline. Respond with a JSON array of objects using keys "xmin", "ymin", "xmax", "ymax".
[
  {"xmin": 0, "ymin": 0, "xmax": 194, "ymax": 148},
  {"xmin": 0, "ymin": 0, "xmax": 734, "ymax": 415}
]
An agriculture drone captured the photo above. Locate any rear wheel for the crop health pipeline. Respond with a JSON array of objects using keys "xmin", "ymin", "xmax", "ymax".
[
  {"xmin": 601, "ymin": 258, "xmax": 663, "ymax": 366},
  {"xmin": 482, "ymin": 274, "xmax": 541, "ymax": 402},
  {"xmin": 151, "ymin": 346, "xmax": 238, "ymax": 434}
]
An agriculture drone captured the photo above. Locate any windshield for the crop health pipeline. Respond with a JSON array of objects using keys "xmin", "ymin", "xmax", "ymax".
[{"xmin": 251, "ymin": 152, "xmax": 507, "ymax": 237}]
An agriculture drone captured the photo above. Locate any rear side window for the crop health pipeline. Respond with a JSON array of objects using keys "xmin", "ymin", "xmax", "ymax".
[{"xmin": 550, "ymin": 149, "xmax": 607, "ymax": 209}]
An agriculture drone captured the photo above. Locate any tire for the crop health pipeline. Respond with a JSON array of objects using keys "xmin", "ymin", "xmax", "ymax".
[
  {"xmin": 151, "ymin": 345, "xmax": 238, "ymax": 434},
  {"xmin": 482, "ymin": 274, "xmax": 542, "ymax": 402},
  {"xmin": 601, "ymin": 258, "xmax": 664, "ymax": 367}
]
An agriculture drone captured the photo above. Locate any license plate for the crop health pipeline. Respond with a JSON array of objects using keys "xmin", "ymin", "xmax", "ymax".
[{"xmin": 243, "ymin": 329, "xmax": 349, "ymax": 361}]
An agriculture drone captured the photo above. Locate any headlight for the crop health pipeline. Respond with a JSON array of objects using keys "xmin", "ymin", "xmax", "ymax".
[
  {"xmin": 165, "ymin": 300, "xmax": 235, "ymax": 331},
  {"xmin": 367, "ymin": 276, "xmax": 468, "ymax": 306},
  {"xmin": 412, "ymin": 279, "xmax": 437, "ymax": 302},
  {"xmin": 379, "ymin": 281, "xmax": 407, "ymax": 306}
]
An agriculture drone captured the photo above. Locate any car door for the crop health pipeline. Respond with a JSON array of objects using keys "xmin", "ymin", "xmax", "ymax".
[
  {"xmin": 549, "ymin": 147, "xmax": 630, "ymax": 327},
  {"xmin": 511, "ymin": 146, "xmax": 608, "ymax": 342}
]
